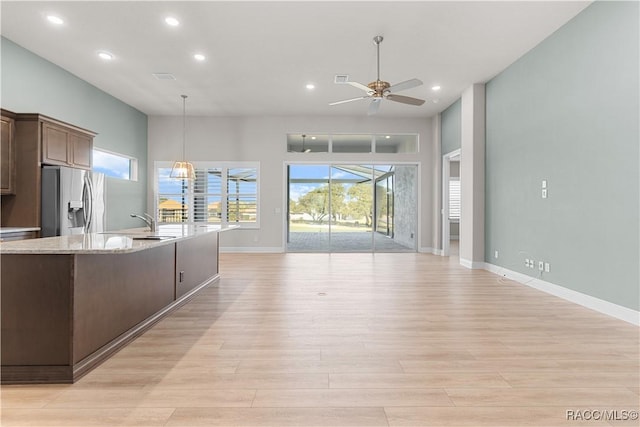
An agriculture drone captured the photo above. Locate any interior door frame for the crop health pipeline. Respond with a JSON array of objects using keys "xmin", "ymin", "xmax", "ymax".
[{"xmin": 442, "ymin": 149, "xmax": 460, "ymax": 256}]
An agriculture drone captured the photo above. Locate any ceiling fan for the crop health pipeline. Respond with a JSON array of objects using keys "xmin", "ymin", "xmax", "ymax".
[{"xmin": 330, "ymin": 35, "xmax": 426, "ymax": 116}]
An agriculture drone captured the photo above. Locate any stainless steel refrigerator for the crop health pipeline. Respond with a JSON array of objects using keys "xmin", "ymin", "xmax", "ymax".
[{"xmin": 41, "ymin": 165, "xmax": 106, "ymax": 237}]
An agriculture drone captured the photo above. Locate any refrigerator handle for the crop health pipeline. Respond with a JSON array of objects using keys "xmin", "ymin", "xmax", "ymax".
[{"xmin": 83, "ymin": 174, "xmax": 94, "ymax": 233}]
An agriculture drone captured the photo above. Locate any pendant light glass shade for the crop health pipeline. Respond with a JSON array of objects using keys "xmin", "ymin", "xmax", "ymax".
[
  {"xmin": 170, "ymin": 161, "xmax": 195, "ymax": 179},
  {"xmin": 170, "ymin": 94, "xmax": 195, "ymax": 179}
]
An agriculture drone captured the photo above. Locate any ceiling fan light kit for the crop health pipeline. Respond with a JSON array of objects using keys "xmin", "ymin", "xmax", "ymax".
[
  {"xmin": 300, "ymin": 134, "xmax": 311, "ymax": 153},
  {"xmin": 330, "ymin": 35, "xmax": 426, "ymax": 115}
]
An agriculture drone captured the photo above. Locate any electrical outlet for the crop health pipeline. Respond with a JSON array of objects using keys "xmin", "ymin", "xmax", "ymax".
[
  {"xmin": 542, "ymin": 188, "xmax": 548, "ymax": 199},
  {"xmin": 494, "ymin": 250, "xmax": 499, "ymax": 259},
  {"xmin": 525, "ymin": 258, "xmax": 530, "ymax": 267},
  {"xmin": 538, "ymin": 261, "xmax": 544, "ymax": 271},
  {"xmin": 545, "ymin": 262, "xmax": 550, "ymax": 273}
]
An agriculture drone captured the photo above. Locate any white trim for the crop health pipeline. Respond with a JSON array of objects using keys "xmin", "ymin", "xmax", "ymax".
[
  {"xmin": 419, "ymin": 246, "xmax": 438, "ymax": 254},
  {"xmin": 442, "ymin": 148, "xmax": 461, "ymax": 257},
  {"xmin": 460, "ymin": 258, "xmax": 484, "ymax": 269},
  {"xmin": 484, "ymin": 262, "xmax": 640, "ymax": 326},
  {"xmin": 154, "ymin": 160, "xmax": 260, "ymax": 229},
  {"xmin": 220, "ymin": 246, "xmax": 284, "ymax": 253}
]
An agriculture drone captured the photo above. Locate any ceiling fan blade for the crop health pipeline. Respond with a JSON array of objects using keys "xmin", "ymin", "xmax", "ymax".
[
  {"xmin": 367, "ymin": 98, "xmax": 382, "ymax": 116},
  {"xmin": 386, "ymin": 94, "xmax": 425, "ymax": 106},
  {"xmin": 388, "ymin": 78, "xmax": 423, "ymax": 93},
  {"xmin": 329, "ymin": 96, "xmax": 369, "ymax": 106},
  {"xmin": 347, "ymin": 81, "xmax": 373, "ymax": 93}
]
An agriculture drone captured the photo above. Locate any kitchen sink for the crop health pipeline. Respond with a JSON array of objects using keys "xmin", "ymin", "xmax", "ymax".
[
  {"xmin": 99, "ymin": 232, "xmax": 176, "ymax": 240},
  {"xmin": 131, "ymin": 235, "xmax": 176, "ymax": 240}
]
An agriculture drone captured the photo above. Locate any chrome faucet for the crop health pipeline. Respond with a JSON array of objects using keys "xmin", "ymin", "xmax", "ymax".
[{"xmin": 130, "ymin": 213, "xmax": 156, "ymax": 232}]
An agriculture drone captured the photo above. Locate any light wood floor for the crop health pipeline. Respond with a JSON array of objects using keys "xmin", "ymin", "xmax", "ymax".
[{"xmin": 2, "ymin": 253, "xmax": 638, "ymax": 426}]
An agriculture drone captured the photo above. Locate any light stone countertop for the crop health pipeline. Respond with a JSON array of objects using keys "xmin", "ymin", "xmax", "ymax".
[{"xmin": 0, "ymin": 224, "xmax": 238, "ymax": 254}]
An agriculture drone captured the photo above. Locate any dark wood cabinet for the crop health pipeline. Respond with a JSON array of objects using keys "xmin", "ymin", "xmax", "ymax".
[
  {"xmin": 1, "ymin": 232, "xmax": 221, "ymax": 384},
  {"xmin": 176, "ymin": 232, "xmax": 219, "ymax": 299},
  {"xmin": 70, "ymin": 133, "xmax": 92, "ymax": 169},
  {"xmin": 1, "ymin": 112, "xmax": 16, "ymax": 195},
  {"xmin": 0, "ymin": 112, "xmax": 96, "ymax": 229},
  {"xmin": 41, "ymin": 120, "xmax": 94, "ymax": 170}
]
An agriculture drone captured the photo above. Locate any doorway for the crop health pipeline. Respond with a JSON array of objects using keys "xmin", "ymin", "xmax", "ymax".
[
  {"xmin": 442, "ymin": 149, "xmax": 460, "ymax": 257},
  {"xmin": 287, "ymin": 164, "xmax": 417, "ymax": 253}
]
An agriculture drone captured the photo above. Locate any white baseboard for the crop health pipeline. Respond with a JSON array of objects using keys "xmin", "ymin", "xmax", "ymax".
[
  {"xmin": 220, "ymin": 246, "xmax": 283, "ymax": 253},
  {"xmin": 460, "ymin": 258, "xmax": 485, "ymax": 269},
  {"xmin": 419, "ymin": 247, "xmax": 440, "ymax": 255},
  {"xmin": 484, "ymin": 262, "xmax": 640, "ymax": 326}
]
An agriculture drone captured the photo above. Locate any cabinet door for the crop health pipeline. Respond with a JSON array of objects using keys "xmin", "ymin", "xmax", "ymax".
[
  {"xmin": 175, "ymin": 232, "xmax": 219, "ymax": 299},
  {"xmin": 70, "ymin": 133, "xmax": 92, "ymax": 170},
  {"xmin": 1, "ymin": 116, "xmax": 15, "ymax": 194},
  {"xmin": 42, "ymin": 123, "xmax": 70, "ymax": 166}
]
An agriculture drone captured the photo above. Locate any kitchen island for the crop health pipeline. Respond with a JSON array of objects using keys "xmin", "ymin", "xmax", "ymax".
[{"xmin": 0, "ymin": 224, "xmax": 235, "ymax": 384}]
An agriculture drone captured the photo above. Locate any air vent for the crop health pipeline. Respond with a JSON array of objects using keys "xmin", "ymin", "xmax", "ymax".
[
  {"xmin": 152, "ymin": 73, "xmax": 176, "ymax": 80},
  {"xmin": 334, "ymin": 74, "xmax": 349, "ymax": 84}
]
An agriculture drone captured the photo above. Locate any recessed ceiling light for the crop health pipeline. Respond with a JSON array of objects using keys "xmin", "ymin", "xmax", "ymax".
[
  {"xmin": 194, "ymin": 53, "xmax": 206, "ymax": 61},
  {"xmin": 306, "ymin": 84, "xmax": 315, "ymax": 90},
  {"xmin": 431, "ymin": 85, "xmax": 441, "ymax": 91},
  {"xmin": 385, "ymin": 135, "xmax": 391, "ymax": 139},
  {"xmin": 97, "ymin": 51, "xmax": 114, "ymax": 61},
  {"xmin": 165, "ymin": 16, "xmax": 179, "ymax": 26},
  {"xmin": 46, "ymin": 15, "xmax": 64, "ymax": 25}
]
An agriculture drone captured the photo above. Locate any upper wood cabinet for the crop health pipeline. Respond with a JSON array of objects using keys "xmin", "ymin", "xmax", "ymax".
[
  {"xmin": 1, "ymin": 112, "xmax": 16, "ymax": 195},
  {"xmin": 0, "ymin": 111, "xmax": 96, "ymax": 229},
  {"xmin": 41, "ymin": 120, "xmax": 94, "ymax": 170}
]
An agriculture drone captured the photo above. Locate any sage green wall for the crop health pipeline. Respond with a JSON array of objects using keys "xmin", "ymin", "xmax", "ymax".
[
  {"xmin": 485, "ymin": 2, "xmax": 639, "ymax": 310},
  {"xmin": 441, "ymin": 98, "xmax": 461, "ymax": 155},
  {"xmin": 1, "ymin": 38, "xmax": 148, "ymax": 231}
]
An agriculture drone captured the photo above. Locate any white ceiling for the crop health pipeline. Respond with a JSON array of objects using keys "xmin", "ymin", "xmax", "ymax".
[{"xmin": 1, "ymin": 1, "xmax": 591, "ymax": 118}]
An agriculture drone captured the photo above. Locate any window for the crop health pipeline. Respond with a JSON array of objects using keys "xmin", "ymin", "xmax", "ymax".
[
  {"xmin": 93, "ymin": 148, "xmax": 138, "ymax": 180},
  {"xmin": 449, "ymin": 178, "xmax": 460, "ymax": 221},
  {"xmin": 286, "ymin": 133, "xmax": 418, "ymax": 153},
  {"xmin": 156, "ymin": 162, "xmax": 259, "ymax": 228}
]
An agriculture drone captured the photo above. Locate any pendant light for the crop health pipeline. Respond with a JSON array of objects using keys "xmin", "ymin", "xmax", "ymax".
[{"xmin": 170, "ymin": 94, "xmax": 195, "ymax": 179}]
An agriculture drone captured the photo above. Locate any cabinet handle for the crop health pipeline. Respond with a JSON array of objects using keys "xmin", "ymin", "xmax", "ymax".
[{"xmin": 179, "ymin": 271, "xmax": 184, "ymax": 283}]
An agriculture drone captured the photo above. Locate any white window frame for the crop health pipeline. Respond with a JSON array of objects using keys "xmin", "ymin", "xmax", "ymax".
[
  {"xmin": 155, "ymin": 161, "xmax": 260, "ymax": 229},
  {"xmin": 93, "ymin": 147, "xmax": 138, "ymax": 181},
  {"xmin": 286, "ymin": 133, "xmax": 419, "ymax": 154}
]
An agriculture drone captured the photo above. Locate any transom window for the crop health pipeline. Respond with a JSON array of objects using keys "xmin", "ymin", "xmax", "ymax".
[
  {"xmin": 155, "ymin": 161, "xmax": 259, "ymax": 228},
  {"xmin": 286, "ymin": 133, "xmax": 418, "ymax": 153},
  {"xmin": 93, "ymin": 148, "xmax": 138, "ymax": 181}
]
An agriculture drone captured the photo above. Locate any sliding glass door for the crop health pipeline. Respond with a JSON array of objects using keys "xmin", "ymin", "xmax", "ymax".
[
  {"xmin": 287, "ymin": 164, "xmax": 417, "ymax": 253},
  {"xmin": 288, "ymin": 165, "xmax": 331, "ymax": 251},
  {"xmin": 329, "ymin": 165, "xmax": 373, "ymax": 252}
]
